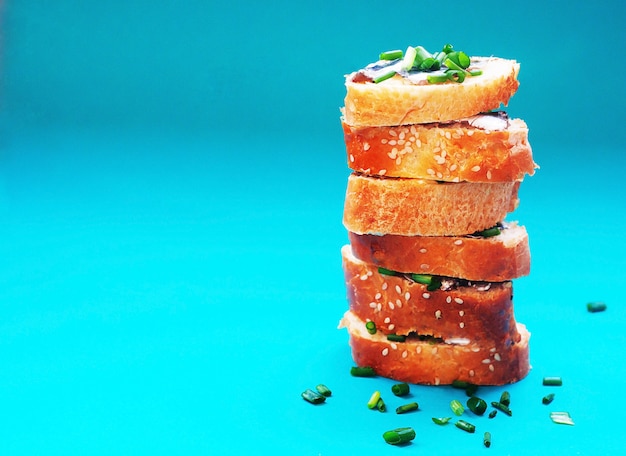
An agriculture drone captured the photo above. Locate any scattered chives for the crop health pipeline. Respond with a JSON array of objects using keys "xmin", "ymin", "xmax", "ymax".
[
  {"xmin": 301, "ymin": 389, "xmax": 326, "ymax": 405},
  {"xmin": 383, "ymin": 427, "xmax": 416, "ymax": 445},
  {"xmin": 387, "ymin": 334, "xmax": 407, "ymax": 342},
  {"xmin": 373, "ymin": 71, "xmax": 396, "ymax": 84},
  {"xmin": 380, "ymin": 49, "xmax": 403, "ymax": 60},
  {"xmin": 542, "ymin": 393, "xmax": 555, "ymax": 405},
  {"xmin": 450, "ymin": 399, "xmax": 465, "ymax": 416},
  {"xmin": 467, "ymin": 396, "xmax": 487, "ymax": 415},
  {"xmin": 315, "ymin": 384, "xmax": 332, "ymax": 397},
  {"xmin": 365, "ymin": 321, "xmax": 377, "ymax": 335},
  {"xmin": 474, "ymin": 226, "xmax": 501, "ymax": 237},
  {"xmin": 550, "ymin": 411, "xmax": 575, "ymax": 426},
  {"xmin": 543, "ymin": 377, "xmax": 563, "ymax": 386},
  {"xmin": 378, "ymin": 267, "xmax": 399, "ymax": 276},
  {"xmin": 484, "ymin": 431, "xmax": 492, "ymax": 448},
  {"xmin": 432, "ymin": 417, "xmax": 452, "ymax": 425},
  {"xmin": 491, "ymin": 401, "xmax": 512, "ymax": 416},
  {"xmin": 396, "ymin": 402, "xmax": 419, "ymax": 414},
  {"xmin": 488, "ymin": 410, "xmax": 497, "ymax": 419},
  {"xmin": 367, "ymin": 391, "xmax": 381, "ymax": 409},
  {"xmin": 499, "ymin": 391, "xmax": 511, "ymax": 407},
  {"xmin": 376, "ymin": 398, "xmax": 386, "ymax": 412},
  {"xmin": 587, "ymin": 302, "xmax": 607, "ymax": 313},
  {"xmin": 391, "ymin": 382, "xmax": 410, "ymax": 397},
  {"xmin": 351, "ymin": 366, "xmax": 376, "ymax": 377},
  {"xmin": 455, "ymin": 420, "xmax": 476, "ymax": 433}
]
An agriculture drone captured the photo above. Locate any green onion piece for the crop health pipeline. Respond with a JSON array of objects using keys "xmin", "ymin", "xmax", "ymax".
[
  {"xmin": 411, "ymin": 273, "xmax": 433, "ymax": 285},
  {"xmin": 491, "ymin": 401, "xmax": 512, "ymax": 416},
  {"xmin": 402, "ymin": 46, "xmax": 418, "ymax": 71},
  {"xmin": 315, "ymin": 384, "xmax": 332, "ymax": 397},
  {"xmin": 465, "ymin": 384, "xmax": 479, "ymax": 397},
  {"xmin": 446, "ymin": 51, "xmax": 471, "ymax": 69},
  {"xmin": 484, "ymin": 431, "xmax": 492, "ymax": 448},
  {"xmin": 499, "ymin": 391, "xmax": 511, "ymax": 406},
  {"xmin": 444, "ymin": 57, "xmax": 465, "ymax": 72},
  {"xmin": 426, "ymin": 73, "xmax": 451, "ymax": 84},
  {"xmin": 488, "ymin": 410, "xmax": 497, "ymax": 419},
  {"xmin": 376, "ymin": 397, "xmax": 386, "ymax": 412},
  {"xmin": 419, "ymin": 57, "xmax": 440, "ymax": 71},
  {"xmin": 446, "ymin": 69, "xmax": 466, "ymax": 83},
  {"xmin": 442, "ymin": 43, "xmax": 454, "ymax": 54},
  {"xmin": 373, "ymin": 71, "xmax": 396, "ymax": 84},
  {"xmin": 542, "ymin": 393, "xmax": 555, "ymax": 405},
  {"xmin": 474, "ymin": 226, "xmax": 501, "ymax": 237},
  {"xmin": 543, "ymin": 376, "xmax": 563, "ymax": 386},
  {"xmin": 432, "ymin": 417, "xmax": 452, "ymax": 425},
  {"xmin": 391, "ymin": 382, "xmax": 410, "ymax": 396},
  {"xmin": 350, "ymin": 366, "xmax": 376, "ymax": 377},
  {"xmin": 378, "ymin": 267, "xmax": 399, "ymax": 276},
  {"xmin": 450, "ymin": 399, "xmax": 465, "ymax": 416},
  {"xmin": 469, "ymin": 69, "xmax": 483, "ymax": 76},
  {"xmin": 387, "ymin": 334, "xmax": 406, "ymax": 342},
  {"xmin": 451, "ymin": 380, "xmax": 471, "ymax": 389},
  {"xmin": 365, "ymin": 321, "xmax": 377, "ymax": 335},
  {"xmin": 467, "ymin": 396, "xmax": 487, "ymax": 415},
  {"xmin": 367, "ymin": 390, "xmax": 381, "ymax": 409},
  {"xmin": 455, "ymin": 420, "xmax": 476, "ymax": 433},
  {"xmin": 413, "ymin": 46, "xmax": 432, "ymax": 67},
  {"xmin": 427, "ymin": 276, "xmax": 442, "ymax": 291},
  {"xmin": 380, "ymin": 49, "xmax": 403, "ymax": 60},
  {"xmin": 302, "ymin": 388, "xmax": 326, "ymax": 404},
  {"xmin": 396, "ymin": 402, "xmax": 419, "ymax": 414},
  {"xmin": 383, "ymin": 427, "xmax": 416, "ymax": 445},
  {"xmin": 587, "ymin": 302, "xmax": 607, "ymax": 313},
  {"xmin": 550, "ymin": 411, "xmax": 575, "ymax": 426}
]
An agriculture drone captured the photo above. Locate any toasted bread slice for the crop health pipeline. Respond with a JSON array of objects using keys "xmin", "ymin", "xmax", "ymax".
[
  {"xmin": 343, "ymin": 173, "xmax": 520, "ymax": 236},
  {"xmin": 339, "ymin": 310, "xmax": 530, "ymax": 386},
  {"xmin": 342, "ymin": 114, "xmax": 537, "ymax": 182},
  {"xmin": 343, "ymin": 57, "xmax": 520, "ymax": 127},
  {"xmin": 341, "ymin": 244, "xmax": 521, "ymax": 343},
  {"xmin": 348, "ymin": 222, "xmax": 530, "ymax": 282}
]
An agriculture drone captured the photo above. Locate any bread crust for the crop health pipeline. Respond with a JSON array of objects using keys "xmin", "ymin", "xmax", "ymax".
[
  {"xmin": 343, "ymin": 57, "xmax": 520, "ymax": 126},
  {"xmin": 342, "ymin": 244, "xmax": 521, "ymax": 343},
  {"xmin": 348, "ymin": 222, "xmax": 530, "ymax": 282},
  {"xmin": 343, "ymin": 173, "xmax": 520, "ymax": 236},
  {"xmin": 340, "ymin": 310, "xmax": 530, "ymax": 386},
  {"xmin": 342, "ymin": 118, "xmax": 537, "ymax": 182}
]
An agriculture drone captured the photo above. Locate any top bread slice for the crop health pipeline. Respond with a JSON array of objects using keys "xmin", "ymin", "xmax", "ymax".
[{"xmin": 343, "ymin": 57, "xmax": 520, "ymax": 127}]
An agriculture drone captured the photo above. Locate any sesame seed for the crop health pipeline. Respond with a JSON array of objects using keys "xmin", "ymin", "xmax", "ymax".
[
  {"xmin": 395, "ymin": 157, "xmax": 402, "ymax": 165},
  {"xmin": 384, "ymin": 317, "xmax": 391, "ymax": 324},
  {"xmin": 449, "ymin": 164, "xmax": 457, "ymax": 171},
  {"xmin": 454, "ymin": 239, "xmax": 463, "ymax": 246},
  {"xmin": 431, "ymin": 347, "xmax": 438, "ymax": 355},
  {"xmin": 426, "ymin": 168, "xmax": 435, "ymax": 176},
  {"xmin": 375, "ymin": 292, "xmax": 382, "ymax": 300},
  {"xmin": 402, "ymin": 350, "xmax": 408, "ymax": 358},
  {"xmin": 379, "ymin": 169, "xmax": 387, "ymax": 175},
  {"xmin": 395, "ymin": 285, "xmax": 402, "ymax": 294},
  {"xmin": 459, "ymin": 322, "xmax": 465, "ymax": 329},
  {"xmin": 467, "ymin": 130, "xmax": 475, "ymax": 136},
  {"xmin": 423, "ymin": 292, "xmax": 431, "ymax": 299},
  {"xmin": 391, "ymin": 342, "xmax": 398, "ymax": 350},
  {"xmin": 420, "ymin": 263, "xmax": 430, "ymax": 270},
  {"xmin": 490, "ymin": 347, "xmax": 497, "ymax": 353},
  {"xmin": 471, "ymin": 165, "xmax": 481, "ymax": 172},
  {"xmin": 487, "ymin": 170, "xmax": 492, "ymax": 180},
  {"xmin": 416, "ymin": 139, "xmax": 422, "ymax": 148},
  {"xmin": 382, "ymin": 282, "xmax": 388, "ymax": 290},
  {"xmin": 405, "ymin": 292, "xmax": 411, "ymax": 301},
  {"xmin": 435, "ymin": 310, "xmax": 442, "ymax": 319},
  {"xmin": 388, "ymin": 140, "xmax": 397, "ymax": 146},
  {"xmin": 389, "ymin": 302, "xmax": 395, "ymax": 310},
  {"xmin": 469, "ymin": 369, "xmax": 475, "ymax": 377},
  {"xmin": 388, "ymin": 150, "xmax": 397, "ymax": 159},
  {"xmin": 494, "ymin": 353, "xmax": 502, "ymax": 362},
  {"xmin": 377, "ymin": 303, "xmax": 382, "ymax": 312},
  {"xmin": 382, "ymin": 348, "xmax": 389, "ymax": 356},
  {"xmin": 434, "ymin": 377, "xmax": 441, "ymax": 386},
  {"xmin": 389, "ymin": 130, "xmax": 397, "ymax": 137},
  {"xmin": 482, "ymin": 359, "xmax": 491, "ymax": 364},
  {"xmin": 381, "ymin": 138, "xmax": 388, "ymax": 144},
  {"xmin": 349, "ymin": 154, "xmax": 355, "ymax": 162},
  {"xmin": 363, "ymin": 142, "xmax": 370, "ymax": 151},
  {"xmin": 471, "ymin": 347, "xmax": 480, "ymax": 352},
  {"xmin": 459, "ymin": 311, "xmax": 465, "ymax": 317},
  {"xmin": 369, "ymin": 302, "xmax": 377, "ymax": 309},
  {"xmin": 445, "ymin": 131, "xmax": 451, "ymax": 139},
  {"xmin": 489, "ymin": 365, "xmax": 495, "ymax": 372},
  {"xmin": 436, "ymin": 172, "xmax": 443, "ymax": 179},
  {"xmin": 416, "ymin": 346, "xmax": 422, "ymax": 354},
  {"xmin": 399, "ymin": 131, "xmax": 405, "ymax": 140},
  {"xmin": 419, "ymin": 248, "xmax": 427, "ymax": 253},
  {"xmin": 360, "ymin": 274, "xmax": 369, "ymax": 280},
  {"xmin": 454, "ymin": 297, "xmax": 464, "ymax": 304},
  {"xmin": 446, "ymin": 296, "xmax": 452, "ymax": 304},
  {"xmin": 389, "ymin": 324, "xmax": 395, "ymax": 331},
  {"xmin": 396, "ymin": 299, "xmax": 401, "ymax": 306}
]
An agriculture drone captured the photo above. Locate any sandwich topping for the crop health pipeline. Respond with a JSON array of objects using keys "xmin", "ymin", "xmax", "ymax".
[{"xmin": 352, "ymin": 44, "xmax": 484, "ymax": 85}]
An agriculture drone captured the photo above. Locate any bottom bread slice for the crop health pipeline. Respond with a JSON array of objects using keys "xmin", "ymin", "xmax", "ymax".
[{"xmin": 339, "ymin": 310, "xmax": 530, "ymax": 386}]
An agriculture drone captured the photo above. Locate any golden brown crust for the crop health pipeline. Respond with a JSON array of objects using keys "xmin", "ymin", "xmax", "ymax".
[
  {"xmin": 343, "ymin": 173, "xmax": 520, "ymax": 236},
  {"xmin": 342, "ymin": 118, "xmax": 537, "ymax": 182},
  {"xmin": 343, "ymin": 57, "xmax": 520, "ymax": 127},
  {"xmin": 340, "ymin": 310, "xmax": 531, "ymax": 386},
  {"xmin": 348, "ymin": 222, "xmax": 530, "ymax": 282},
  {"xmin": 342, "ymin": 244, "xmax": 521, "ymax": 343}
]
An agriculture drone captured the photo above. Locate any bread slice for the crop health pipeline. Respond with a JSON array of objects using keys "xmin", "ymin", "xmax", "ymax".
[
  {"xmin": 339, "ymin": 310, "xmax": 530, "ymax": 386},
  {"xmin": 342, "ymin": 244, "xmax": 521, "ymax": 344},
  {"xmin": 348, "ymin": 221, "xmax": 530, "ymax": 282},
  {"xmin": 343, "ymin": 57, "xmax": 520, "ymax": 127},
  {"xmin": 342, "ymin": 114, "xmax": 537, "ymax": 182},
  {"xmin": 343, "ymin": 173, "xmax": 520, "ymax": 236}
]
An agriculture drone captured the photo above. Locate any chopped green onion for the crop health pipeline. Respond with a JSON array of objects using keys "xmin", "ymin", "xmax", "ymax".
[
  {"xmin": 450, "ymin": 399, "xmax": 465, "ymax": 416},
  {"xmin": 499, "ymin": 391, "xmax": 511, "ymax": 407},
  {"xmin": 442, "ymin": 43, "xmax": 454, "ymax": 54},
  {"xmin": 350, "ymin": 366, "xmax": 376, "ymax": 377},
  {"xmin": 302, "ymin": 388, "xmax": 326, "ymax": 404},
  {"xmin": 373, "ymin": 71, "xmax": 396, "ymax": 84},
  {"xmin": 550, "ymin": 411, "xmax": 575, "ymax": 425},
  {"xmin": 365, "ymin": 321, "xmax": 377, "ymax": 335},
  {"xmin": 484, "ymin": 431, "xmax": 492, "ymax": 448},
  {"xmin": 387, "ymin": 334, "xmax": 406, "ymax": 342},
  {"xmin": 391, "ymin": 382, "xmax": 410, "ymax": 397},
  {"xmin": 376, "ymin": 397, "xmax": 386, "ymax": 412},
  {"xmin": 465, "ymin": 384, "xmax": 479, "ymax": 397},
  {"xmin": 432, "ymin": 417, "xmax": 452, "ymax": 425},
  {"xmin": 396, "ymin": 402, "xmax": 419, "ymax": 414},
  {"xmin": 469, "ymin": 69, "xmax": 483, "ymax": 76},
  {"xmin": 542, "ymin": 393, "xmax": 555, "ymax": 405},
  {"xmin": 426, "ymin": 73, "xmax": 451, "ymax": 84},
  {"xmin": 543, "ymin": 377, "xmax": 563, "ymax": 386},
  {"xmin": 315, "ymin": 384, "xmax": 332, "ymax": 397},
  {"xmin": 451, "ymin": 380, "xmax": 471, "ymax": 389},
  {"xmin": 446, "ymin": 51, "xmax": 471, "ymax": 69},
  {"xmin": 455, "ymin": 420, "xmax": 476, "ymax": 433},
  {"xmin": 444, "ymin": 57, "xmax": 466, "ymax": 72},
  {"xmin": 446, "ymin": 69, "xmax": 466, "ymax": 83},
  {"xmin": 367, "ymin": 390, "xmax": 381, "ymax": 409},
  {"xmin": 475, "ymin": 226, "xmax": 501, "ymax": 237},
  {"xmin": 488, "ymin": 410, "xmax": 497, "ymax": 419},
  {"xmin": 467, "ymin": 396, "xmax": 487, "ymax": 415},
  {"xmin": 383, "ymin": 427, "xmax": 416, "ymax": 445},
  {"xmin": 402, "ymin": 46, "xmax": 418, "ymax": 71},
  {"xmin": 378, "ymin": 267, "xmax": 399, "ymax": 276},
  {"xmin": 587, "ymin": 302, "xmax": 607, "ymax": 313},
  {"xmin": 411, "ymin": 274, "xmax": 441, "ymax": 291},
  {"xmin": 380, "ymin": 49, "xmax": 403, "ymax": 60},
  {"xmin": 491, "ymin": 401, "xmax": 512, "ymax": 416},
  {"xmin": 413, "ymin": 46, "xmax": 432, "ymax": 69}
]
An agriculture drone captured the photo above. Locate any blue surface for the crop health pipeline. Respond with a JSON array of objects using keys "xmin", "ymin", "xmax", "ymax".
[{"xmin": 2, "ymin": 1, "xmax": 626, "ymax": 454}]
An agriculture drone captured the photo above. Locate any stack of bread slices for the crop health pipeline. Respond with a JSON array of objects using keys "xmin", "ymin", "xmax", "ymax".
[{"xmin": 338, "ymin": 46, "xmax": 538, "ymax": 386}]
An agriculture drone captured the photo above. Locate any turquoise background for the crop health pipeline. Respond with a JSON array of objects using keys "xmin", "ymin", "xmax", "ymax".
[{"xmin": 1, "ymin": 0, "xmax": 625, "ymax": 454}]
